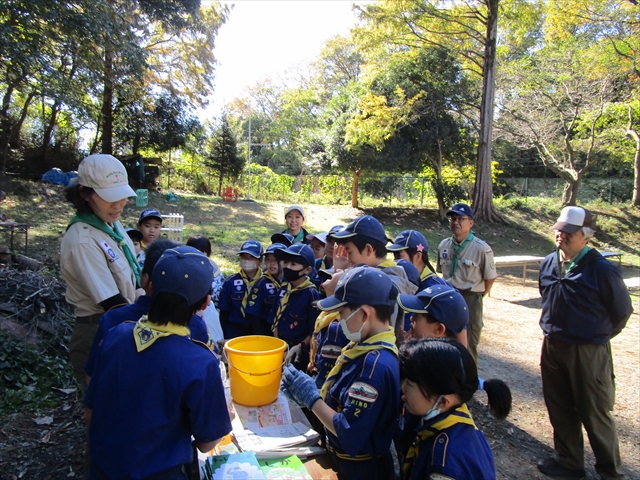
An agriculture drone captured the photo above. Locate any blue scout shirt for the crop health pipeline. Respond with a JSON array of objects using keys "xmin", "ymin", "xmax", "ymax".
[
  {"xmin": 401, "ymin": 404, "xmax": 495, "ymax": 480},
  {"xmin": 325, "ymin": 348, "xmax": 400, "ymax": 460},
  {"xmin": 313, "ymin": 318, "xmax": 349, "ymax": 389},
  {"xmin": 419, "ymin": 268, "xmax": 452, "ymax": 291},
  {"xmin": 218, "ymin": 271, "xmax": 259, "ymax": 330},
  {"xmin": 84, "ymin": 295, "xmax": 209, "ymax": 377},
  {"xmin": 245, "ymin": 273, "xmax": 283, "ymax": 322},
  {"xmin": 268, "ymin": 282, "xmax": 320, "ymax": 345},
  {"xmin": 85, "ymin": 322, "xmax": 231, "ymax": 479}
]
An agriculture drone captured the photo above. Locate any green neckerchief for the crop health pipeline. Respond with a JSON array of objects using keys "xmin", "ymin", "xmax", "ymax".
[
  {"xmin": 557, "ymin": 245, "xmax": 591, "ymax": 276},
  {"xmin": 320, "ymin": 328, "xmax": 398, "ymax": 400},
  {"xmin": 133, "ymin": 316, "xmax": 190, "ymax": 352},
  {"xmin": 288, "ymin": 229, "xmax": 305, "ymax": 244},
  {"xmin": 68, "ymin": 211, "xmax": 141, "ymax": 287},
  {"xmin": 402, "ymin": 404, "xmax": 476, "ymax": 479},
  {"xmin": 450, "ymin": 231, "xmax": 475, "ymax": 278}
]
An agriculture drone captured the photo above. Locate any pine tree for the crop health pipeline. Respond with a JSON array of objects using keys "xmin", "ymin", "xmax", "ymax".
[{"xmin": 206, "ymin": 115, "xmax": 244, "ymax": 196}]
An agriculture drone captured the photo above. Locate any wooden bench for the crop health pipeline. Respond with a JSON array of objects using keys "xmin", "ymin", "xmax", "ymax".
[
  {"xmin": 600, "ymin": 251, "xmax": 622, "ymax": 267},
  {"xmin": 494, "ymin": 255, "xmax": 546, "ymax": 287}
]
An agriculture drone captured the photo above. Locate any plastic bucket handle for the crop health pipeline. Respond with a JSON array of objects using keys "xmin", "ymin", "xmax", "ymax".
[{"xmin": 223, "ymin": 343, "xmax": 289, "ymax": 377}]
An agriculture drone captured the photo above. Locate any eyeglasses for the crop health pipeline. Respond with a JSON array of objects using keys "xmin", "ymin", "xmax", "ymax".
[{"xmin": 449, "ymin": 217, "xmax": 471, "ymax": 224}]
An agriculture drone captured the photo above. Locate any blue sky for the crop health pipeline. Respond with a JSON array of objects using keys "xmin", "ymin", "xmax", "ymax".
[{"xmin": 201, "ymin": 1, "xmax": 363, "ymax": 119}]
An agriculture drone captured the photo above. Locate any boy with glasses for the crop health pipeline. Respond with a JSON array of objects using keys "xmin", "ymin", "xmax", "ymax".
[{"xmin": 437, "ymin": 203, "xmax": 496, "ymax": 365}]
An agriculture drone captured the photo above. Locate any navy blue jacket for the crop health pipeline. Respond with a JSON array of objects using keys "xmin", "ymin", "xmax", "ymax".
[{"xmin": 539, "ymin": 248, "xmax": 633, "ymax": 344}]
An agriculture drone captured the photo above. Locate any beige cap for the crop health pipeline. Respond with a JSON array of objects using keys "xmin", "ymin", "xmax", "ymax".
[{"xmin": 78, "ymin": 154, "xmax": 136, "ymax": 202}]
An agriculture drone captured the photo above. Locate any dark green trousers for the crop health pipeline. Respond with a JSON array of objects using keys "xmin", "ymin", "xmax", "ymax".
[
  {"xmin": 69, "ymin": 317, "xmax": 101, "ymax": 388},
  {"xmin": 459, "ymin": 290, "xmax": 483, "ymax": 366},
  {"xmin": 541, "ymin": 338, "xmax": 623, "ymax": 479}
]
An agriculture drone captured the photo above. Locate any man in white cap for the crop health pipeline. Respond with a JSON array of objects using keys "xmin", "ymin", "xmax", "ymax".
[{"xmin": 537, "ymin": 206, "xmax": 633, "ymax": 480}]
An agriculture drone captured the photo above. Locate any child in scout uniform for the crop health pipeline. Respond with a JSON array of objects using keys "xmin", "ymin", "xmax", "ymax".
[
  {"xmin": 137, "ymin": 208, "xmax": 163, "ymax": 246},
  {"xmin": 387, "ymin": 230, "xmax": 450, "ymax": 291},
  {"xmin": 397, "ymin": 283, "xmax": 469, "ymax": 347},
  {"xmin": 332, "ymin": 215, "xmax": 417, "ymax": 341},
  {"xmin": 282, "ymin": 205, "xmax": 310, "ymax": 244},
  {"xmin": 307, "ymin": 232, "xmax": 327, "ymax": 259},
  {"xmin": 218, "ymin": 240, "xmax": 264, "ymax": 339},
  {"xmin": 281, "ymin": 266, "xmax": 401, "ymax": 480},
  {"xmin": 269, "ymin": 244, "xmax": 320, "ymax": 371},
  {"xmin": 308, "ymin": 270, "xmax": 349, "ymax": 389},
  {"xmin": 245, "ymin": 242, "xmax": 288, "ymax": 336},
  {"xmin": 124, "ymin": 228, "xmax": 143, "ymax": 259},
  {"xmin": 84, "ymin": 245, "xmax": 232, "ymax": 479},
  {"xmin": 84, "ymin": 239, "xmax": 210, "ymax": 381},
  {"xmin": 397, "ymin": 338, "xmax": 511, "ymax": 480}
]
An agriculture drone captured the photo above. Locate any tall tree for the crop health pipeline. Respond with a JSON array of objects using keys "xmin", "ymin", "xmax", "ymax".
[
  {"xmin": 147, "ymin": 93, "xmax": 201, "ymax": 162},
  {"xmin": 205, "ymin": 115, "xmax": 244, "ymax": 196},
  {"xmin": 498, "ymin": 42, "xmax": 615, "ymax": 205},
  {"xmin": 355, "ymin": 0, "xmax": 542, "ymax": 221}
]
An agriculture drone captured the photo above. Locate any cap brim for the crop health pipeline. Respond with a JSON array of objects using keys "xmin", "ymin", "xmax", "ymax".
[
  {"xmin": 386, "ymin": 243, "xmax": 407, "ymax": 252},
  {"xmin": 271, "ymin": 234, "xmax": 294, "ymax": 246},
  {"xmin": 275, "ymin": 249, "xmax": 311, "ymax": 267},
  {"xmin": 94, "ymin": 184, "xmax": 137, "ymax": 202},
  {"xmin": 446, "ymin": 209, "xmax": 469, "ymax": 218},
  {"xmin": 238, "ymin": 250, "xmax": 262, "ymax": 258},
  {"xmin": 397, "ymin": 294, "xmax": 428, "ymax": 314},
  {"xmin": 552, "ymin": 222, "xmax": 581, "ymax": 233},
  {"xmin": 331, "ymin": 230, "xmax": 357, "ymax": 239},
  {"xmin": 318, "ymin": 267, "xmax": 335, "ymax": 280},
  {"xmin": 316, "ymin": 295, "xmax": 347, "ymax": 311}
]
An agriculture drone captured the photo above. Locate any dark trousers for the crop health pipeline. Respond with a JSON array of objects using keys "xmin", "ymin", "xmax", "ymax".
[
  {"xmin": 459, "ymin": 290, "xmax": 483, "ymax": 366},
  {"xmin": 541, "ymin": 338, "xmax": 623, "ymax": 479},
  {"xmin": 69, "ymin": 315, "xmax": 102, "ymax": 388},
  {"xmin": 327, "ymin": 443, "xmax": 394, "ymax": 480}
]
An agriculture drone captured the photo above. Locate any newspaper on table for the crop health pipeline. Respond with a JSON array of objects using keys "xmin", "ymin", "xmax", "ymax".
[
  {"xmin": 234, "ymin": 422, "xmax": 321, "ymax": 453},
  {"xmin": 232, "ymin": 392, "xmax": 293, "ymax": 430}
]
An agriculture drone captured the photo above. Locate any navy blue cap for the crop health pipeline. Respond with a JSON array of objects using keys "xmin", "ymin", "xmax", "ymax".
[
  {"xmin": 238, "ymin": 240, "xmax": 264, "ymax": 258},
  {"xmin": 125, "ymin": 228, "xmax": 143, "ymax": 242},
  {"xmin": 265, "ymin": 243, "xmax": 287, "ymax": 255},
  {"xmin": 139, "ymin": 208, "xmax": 162, "ymax": 223},
  {"xmin": 270, "ymin": 232, "xmax": 294, "ymax": 247},
  {"xmin": 152, "ymin": 246, "xmax": 213, "ymax": 306},
  {"xmin": 387, "ymin": 230, "xmax": 429, "ymax": 253},
  {"xmin": 332, "ymin": 215, "xmax": 392, "ymax": 244},
  {"xmin": 275, "ymin": 243, "xmax": 315, "ymax": 268},
  {"xmin": 317, "ymin": 265, "xmax": 398, "ymax": 311},
  {"xmin": 327, "ymin": 225, "xmax": 345, "ymax": 240},
  {"xmin": 397, "ymin": 285, "xmax": 469, "ymax": 334},
  {"xmin": 395, "ymin": 259, "xmax": 420, "ymax": 287},
  {"xmin": 446, "ymin": 203, "xmax": 474, "ymax": 220}
]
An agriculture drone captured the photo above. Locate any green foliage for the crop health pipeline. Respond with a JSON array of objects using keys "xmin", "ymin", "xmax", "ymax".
[{"xmin": 0, "ymin": 331, "xmax": 76, "ymax": 414}]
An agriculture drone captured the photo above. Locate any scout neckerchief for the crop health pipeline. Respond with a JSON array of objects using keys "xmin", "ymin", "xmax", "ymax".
[
  {"xmin": 240, "ymin": 268, "xmax": 263, "ymax": 317},
  {"xmin": 401, "ymin": 403, "xmax": 477, "ymax": 478},
  {"xmin": 450, "ymin": 231, "xmax": 475, "ymax": 278},
  {"xmin": 309, "ymin": 311, "xmax": 341, "ymax": 372},
  {"xmin": 133, "ymin": 315, "xmax": 190, "ymax": 352},
  {"xmin": 68, "ymin": 211, "xmax": 141, "ymax": 287},
  {"xmin": 271, "ymin": 277, "xmax": 315, "ymax": 331},
  {"xmin": 263, "ymin": 271, "xmax": 282, "ymax": 291},
  {"xmin": 288, "ymin": 229, "xmax": 305, "ymax": 244},
  {"xmin": 557, "ymin": 245, "xmax": 591, "ymax": 277},
  {"xmin": 377, "ymin": 258, "xmax": 397, "ymax": 269},
  {"xmin": 320, "ymin": 328, "xmax": 398, "ymax": 400},
  {"xmin": 420, "ymin": 267, "xmax": 438, "ymax": 284}
]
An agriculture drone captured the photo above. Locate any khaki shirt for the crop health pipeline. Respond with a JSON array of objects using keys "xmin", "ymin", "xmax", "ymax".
[
  {"xmin": 437, "ymin": 235, "xmax": 496, "ymax": 292},
  {"xmin": 60, "ymin": 221, "xmax": 136, "ymax": 317}
]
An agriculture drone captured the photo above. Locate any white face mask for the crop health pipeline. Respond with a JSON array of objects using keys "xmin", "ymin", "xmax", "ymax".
[
  {"xmin": 240, "ymin": 259, "xmax": 259, "ymax": 272},
  {"xmin": 422, "ymin": 394, "xmax": 445, "ymax": 422},
  {"xmin": 339, "ymin": 307, "xmax": 365, "ymax": 343}
]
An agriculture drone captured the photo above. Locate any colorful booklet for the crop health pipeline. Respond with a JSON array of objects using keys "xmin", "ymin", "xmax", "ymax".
[
  {"xmin": 258, "ymin": 455, "xmax": 312, "ymax": 480},
  {"xmin": 203, "ymin": 451, "xmax": 266, "ymax": 480}
]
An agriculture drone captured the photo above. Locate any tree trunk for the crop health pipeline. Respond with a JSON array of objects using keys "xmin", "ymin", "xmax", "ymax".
[
  {"xmin": 41, "ymin": 99, "xmax": 61, "ymax": 158},
  {"xmin": 430, "ymin": 146, "xmax": 446, "ymax": 220},
  {"xmin": 562, "ymin": 179, "xmax": 580, "ymax": 206},
  {"xmin": 626, "ymin": 105, "xmax": 640, "ymax": 207},
  {"xmin": 0, "ymin": 85, "xmax": 15, "ymax": 175},
  {"xmin": 351, "ymin": 169, "xmax": 362, "ymax": 208},
  {"xmin": 218, "ymin": 167, "xmax": 224, "ymax": 197},
  {"xmin": 472, "ymin": 0, "xmax": 504, "ymax": 223},
  {"xmin": 101, "ymin": 44, "xmax": 114, "ymax": 154}
]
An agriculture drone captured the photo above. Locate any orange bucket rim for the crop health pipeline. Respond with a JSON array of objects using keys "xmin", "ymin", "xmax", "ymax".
[{"xmin": 224, "ymin": 335, "xmax": 287, "ymax": 356}]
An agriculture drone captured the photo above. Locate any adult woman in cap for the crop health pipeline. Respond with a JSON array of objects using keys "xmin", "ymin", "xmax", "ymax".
[{"xmin": 60, "ymin": 154, "xmax": 142, "ymax": 387}]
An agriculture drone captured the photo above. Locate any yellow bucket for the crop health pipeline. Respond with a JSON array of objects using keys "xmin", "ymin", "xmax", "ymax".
[{"xmin": 224, "ymin": 336, "xmax": 287, "ymax": 407}]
